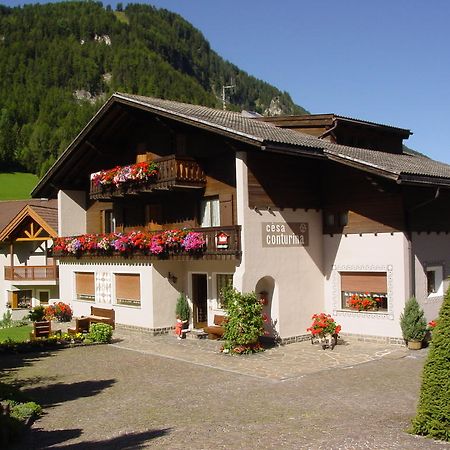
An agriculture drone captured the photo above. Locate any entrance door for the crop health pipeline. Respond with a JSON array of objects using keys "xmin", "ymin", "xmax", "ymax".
[{"xmin": 192, "ymin": 274, "xmax": 208, "ymax": 328}]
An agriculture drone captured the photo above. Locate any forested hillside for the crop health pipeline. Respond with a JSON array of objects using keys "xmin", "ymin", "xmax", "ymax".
[{"xmin": 0, "ymin": 1, "xmax": 307, "ymax": 177}]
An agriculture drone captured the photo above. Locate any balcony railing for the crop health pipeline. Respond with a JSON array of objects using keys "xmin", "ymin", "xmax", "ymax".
[
  {"xmin": 4, "ymin": 265, "xmax": 59, "ymax": 281},
  {"xmin": 90, "ymin": 155, "xmax": 206, "ymax": 200},
  {"xmin": 53, "ymin": 226, "xmax": 241, "ymax": 261}
]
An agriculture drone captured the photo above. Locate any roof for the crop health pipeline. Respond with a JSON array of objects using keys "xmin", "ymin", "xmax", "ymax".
[
  {"xmin": 0, "ymin": 199, "xmax": 58, "ymax": 242},
  {"xmin": 32, "ymin": 93, "xmax": 450, "ymax": 196},
  {"xmin": 257, "ymin": 113, "xmax": 412, "ymax": 136}
]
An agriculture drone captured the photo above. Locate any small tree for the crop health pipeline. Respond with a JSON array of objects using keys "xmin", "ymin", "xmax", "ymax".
[
  {"xmin": 411, "ymin": 287, "xmax": 450, "ymax": 440},
  {"xmin": 400, "ymin": 297, "xmax": 427, "ymax": 342},
  {"xmin": 222, "ymin": 287, "xmax": 264, "ymax": 354},
  {"xmin": 175, "ymin": 293, "xmax": 190, "ymax": 322}
]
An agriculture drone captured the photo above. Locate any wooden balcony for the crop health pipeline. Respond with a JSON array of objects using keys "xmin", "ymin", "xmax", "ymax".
[
  {"xmin": 4, "ymin": 265, "xmax": 59, "ymax": 281},
  {"xmin": 53, "ymin": 226, "xmax": 241, "ymax": 261},
  {"xmin": 90, "ymin": 155, "xmax": 206, "ymax": 200}
]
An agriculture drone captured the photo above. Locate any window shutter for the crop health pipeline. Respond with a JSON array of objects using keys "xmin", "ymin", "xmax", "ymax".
[
  {"xmin": 116, "ymin": 274, "xmax": 140, "ymax": 301},
  {"xmin": 340, "ymin": 272, "xmax": 387, "ymax": 293},
  {"xmin": 219, "ymin": 193, "xmax": 233, "ymax": 226},
  {"xmin": 75, "ymin": 273, "xmax": 95, "ymax": 295}
]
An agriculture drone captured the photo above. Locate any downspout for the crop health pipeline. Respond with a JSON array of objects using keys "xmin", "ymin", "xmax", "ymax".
[
  {"xmin": 318, "ymin": 118, "xmax": 338, "ymax": 142},
  {"xmin": 404, "ymin": 186, "xmax": 440, "ymax": 298}
]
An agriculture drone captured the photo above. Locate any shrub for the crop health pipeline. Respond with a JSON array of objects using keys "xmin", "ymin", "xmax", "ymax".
[
  {"xmin": 27, "ymin": 306, "xmax": 45, "ymax": 322},
  {"xmin": 400, "ymin": 297, "xmax": 427, "ymax": 342},
  {"xmin": 411, "ymin": 287, "xmax": 450, "ymax": 440},
  {"xmin": 88, "ymin": 323, "xmax": 113, "ymax": 343},
  {"xmin": 222, "ymin": 287, "xmax": 264, "ymax": 354},
  {"xmin": 175, "ymin": 293, "xmax": 190, "ymax": 322},
  {"xmin": 0, "ymin": 310, "xmax": 13, "ymax": 328}
]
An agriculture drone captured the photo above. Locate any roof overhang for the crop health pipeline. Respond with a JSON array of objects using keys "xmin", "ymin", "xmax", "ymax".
[{"xmin": 0, "ymin": 205, "xmax": 58, "ymax": 242}]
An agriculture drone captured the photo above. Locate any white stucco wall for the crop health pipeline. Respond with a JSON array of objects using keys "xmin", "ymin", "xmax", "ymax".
[
  {"xmin": 58, "ymin": 190, "xmax": 87, "ymax": 236},
  {"xmin": 412, "ymin": 232, "xmax": 450, "ymax": 321},
  {"xmin": 324, "ymin": 232, "xmax": 411, "ymax": 339},
  {"xmin": 234, "ymin": 152, "xmax": 324, "ymax": 339},
  {"xmin": 59, "ymin": 260, "xmax": 153, "ymax": 329},
  {"xmin": 59, "ymin": 258, "xmax": 238, "ymax": 330}
]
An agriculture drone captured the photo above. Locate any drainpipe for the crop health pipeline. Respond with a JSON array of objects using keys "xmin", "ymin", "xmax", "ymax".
[
  {"xmin": 405, "ymin": 186, "xmax": 440, "ymax": 298},
  {"xmin": 318, "ymin": 118, "xmax": 338, "ymax": 142}
]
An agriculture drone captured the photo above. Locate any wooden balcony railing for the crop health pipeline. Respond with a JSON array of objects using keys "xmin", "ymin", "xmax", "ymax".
[
  {"xmin": 53, "ymin": 226, "xmax": 241, "ymax": 261},
  {"xmin": 90, "ymin": 155, "xmax": 206, "ymax": 200},
  {"xmin": 4, "ymin": 265, "xmax": 59, "ymax": 281}
]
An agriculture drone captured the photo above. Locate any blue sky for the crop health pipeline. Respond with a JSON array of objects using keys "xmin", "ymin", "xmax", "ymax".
[{"xmin": 3, "ymin": 0, "xmax": 450, "ymax": 163}]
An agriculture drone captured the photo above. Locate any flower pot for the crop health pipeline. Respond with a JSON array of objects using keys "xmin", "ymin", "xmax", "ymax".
[{"xmin": 407, "ymin": 340, "xmax": 422, "ymax": 350}]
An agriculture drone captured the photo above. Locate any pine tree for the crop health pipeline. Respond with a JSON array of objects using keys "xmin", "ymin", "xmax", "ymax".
[{"xmin": 411, "ymin": 287, "xmax": 450, "ymax": 440}]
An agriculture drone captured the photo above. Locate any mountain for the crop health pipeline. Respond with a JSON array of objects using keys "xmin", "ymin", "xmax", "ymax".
[{"xmin": 0, "ymin": 1, "xmax": 308, "ymax": 177}]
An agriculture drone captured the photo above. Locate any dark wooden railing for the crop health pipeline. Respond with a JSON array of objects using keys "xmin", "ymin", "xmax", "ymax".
[
  {"xmin": 53, "ymin": 226, "xmax": 241, "ymax": 260},
  {"xmin": 90, "ymin": 155, "xmax": 206, "ymax": 200},
  {"xmin": 4, "ymin": 265, "xmax": 59, "ymax": 281}
]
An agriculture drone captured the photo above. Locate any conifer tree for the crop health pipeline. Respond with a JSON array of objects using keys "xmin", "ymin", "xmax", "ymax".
[{"xmin": 411, "ymin": 287, "xmax": 450, "ymax": 441}]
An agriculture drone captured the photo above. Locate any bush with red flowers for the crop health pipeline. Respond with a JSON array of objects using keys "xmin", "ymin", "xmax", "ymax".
[
  {"xmin": 45, "ymin": 302, "xmax": 73, "ymax": 322},
  {"xmin": 307, "ymin": 313, "xmax": 341, "ymax": 337}
]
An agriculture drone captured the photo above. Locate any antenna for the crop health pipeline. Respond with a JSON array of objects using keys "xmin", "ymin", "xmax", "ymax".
[{"xmin": 222, "ymin": 79, "xmax": 235, "ymax": 110}]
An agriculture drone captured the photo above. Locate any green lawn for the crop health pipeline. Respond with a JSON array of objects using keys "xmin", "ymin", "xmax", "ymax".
[
  {"xmin": 0, "ymin": 325, "xmax": 32, "ymax": 343},
  {"xmin": 0, "ymin": 172, "xmax": 39, "ymax": 200}
]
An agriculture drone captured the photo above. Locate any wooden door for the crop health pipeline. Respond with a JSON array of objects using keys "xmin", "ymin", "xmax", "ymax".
[{"xmin": 192, "ymin": 274, "xmax": 208, "ymax": 328}]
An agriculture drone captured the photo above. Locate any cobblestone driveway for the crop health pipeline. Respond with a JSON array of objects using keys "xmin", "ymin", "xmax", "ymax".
[{"xmin": 2, "ymin": 329, "xmax": 449, "ymax": 449}]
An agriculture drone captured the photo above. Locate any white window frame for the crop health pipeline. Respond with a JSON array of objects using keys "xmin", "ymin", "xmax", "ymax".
[
  {"xmin": 426, "ymin": 265, "xmax": 444, "ymax": 298},
  {"xmin": 212, "ymin": 272, "xmax": 233, "ymax": 311},
  {"xmin": 200, "ymin": 197, "xmax": 220, "ymax": 228},
  {"xmin": 113, "ymin": 273, "xmax": 142, "ymax": 308},
  {"xmin": 73, "ymin": 271, "xmax": 96, "ymax": 302}
]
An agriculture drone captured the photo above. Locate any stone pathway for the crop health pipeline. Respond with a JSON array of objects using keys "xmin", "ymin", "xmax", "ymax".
[{"xmin": 112, "ymin": 328, "xmax": 409, "ymax": 382}]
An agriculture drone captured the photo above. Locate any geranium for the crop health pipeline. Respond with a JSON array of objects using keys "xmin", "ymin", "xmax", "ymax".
[
  {"xmin": 92, "ymin": 162, "xmax": 158, "ymax": 188},
  {"xmin": 428, "ymin": 320, "xmax": 438, "ymax": 330},
  {"xmin": 182, "ymin": 231, "xmax": 206, "ymax": 252},
  {"xmin": 45, "ymin": 302, "xmax": 72, "ymax": 322},
  {"xmin": 307, "ymin": 313, "xmax": 341, "ymax": 337},
  {"xmin": 52, "ymin": 229, "xmax": 207, "ymax": 257},
  {"xmin": 347, "ymin": 293, "xmax": 382, "ymax": 311}
]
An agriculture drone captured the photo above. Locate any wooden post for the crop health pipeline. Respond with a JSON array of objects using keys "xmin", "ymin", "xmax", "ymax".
[{"xmin": 9, "ymin": 242, "xmax": 14, "ymax": 280}]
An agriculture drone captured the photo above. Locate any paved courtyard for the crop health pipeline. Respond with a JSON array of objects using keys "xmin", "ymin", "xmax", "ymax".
[{"xmin": 2, "ymin": 329, "xmax": 449, "ymax": 449}]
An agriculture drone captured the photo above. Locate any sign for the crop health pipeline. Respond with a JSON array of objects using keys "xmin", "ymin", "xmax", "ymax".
[
  {"xmin": 262, "ymin": 222, "xmax": 309, "ymax": 248},
  {"xmin": 215, "ymin": 232, "xmax": 229, "ymax": 249}
]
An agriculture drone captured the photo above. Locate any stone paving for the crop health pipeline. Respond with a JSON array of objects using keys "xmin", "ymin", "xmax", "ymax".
[
  {"xmin": 2, "ymin": 327, "xmax": 450, "ymax": 449},
  {"xmin": 112, "ymin": 328, "xmax": 410, "ymax": 382}
]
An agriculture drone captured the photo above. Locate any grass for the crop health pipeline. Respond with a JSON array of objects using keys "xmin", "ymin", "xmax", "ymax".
[
  {"xmin": 0, "ymin": 325, "xmax": 32, "ymax": 343},
  {"xmin": 114, "ymin": 11, "xmax": 129, "ymax": 24},
  {"xmin": 0, "ymin": 172, "xmax": 39, "ymax": 200}
]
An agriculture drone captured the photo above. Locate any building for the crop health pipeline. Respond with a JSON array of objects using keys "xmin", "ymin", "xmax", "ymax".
[
  {"xmin": 31, "ymin": 93, "xmax": 450, "ymax": 342},
  {"xmin": 0, "ymin": 199, "xmax": 59, "ymax": 317}
]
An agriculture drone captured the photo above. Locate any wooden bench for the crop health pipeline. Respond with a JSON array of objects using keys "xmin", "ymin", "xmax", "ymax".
[
  {"xmin": 67, "ymin": 317, "xmax": 91, "ymax": 335},
  {"xmin": 204, "ymin": 315, "xmax": 227, "ymax": 340},
  {"xmin": 30, "ymin": 320, "xmax": 61, "ymax": 339},
  {"xmin": 88, "ymin": 306, "xmax": 115, "ymax": 329}
]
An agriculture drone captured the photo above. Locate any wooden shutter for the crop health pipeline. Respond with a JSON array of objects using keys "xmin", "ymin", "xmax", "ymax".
[
  {"xmin": 340, "ymin": 272, "xmax": 387, "ymax": 293},
  {"xmin": 75, "ymin": 272, "xmax": 95, "ymax": 295},
  {"xmin": 116, "ymin": 274, "xmax": 140, "ymax": 301},
  {"xmin": 219, "ymin": 193, "xmax": 233, "ymax": 226}
]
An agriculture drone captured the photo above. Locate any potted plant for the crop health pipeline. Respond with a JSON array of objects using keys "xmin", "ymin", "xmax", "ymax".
[
  {"xmin": 307, "ymin": 313, "xmax": 342, "ymax": 350},
  {"xmin": 400, "ymin": 297, "xmax": 427, "ymax": 349},
  {"xmin": 175, "ymin": 293, "xmax": 190, "ymax": 331}
]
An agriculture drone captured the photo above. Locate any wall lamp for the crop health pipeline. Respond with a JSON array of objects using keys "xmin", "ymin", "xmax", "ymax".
[{"xmin": 168, "ymin": 272, "xmax": 178, "ymax": 284}]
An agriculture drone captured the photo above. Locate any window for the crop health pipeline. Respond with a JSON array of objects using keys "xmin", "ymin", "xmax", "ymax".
[
  {"xmin": 75, "ymin": 272, "xmax": 95, "ymax": 302},
  {"xmin": 426, "ymin": 266, "xmax": 443, "ymax": 297},
  {"xmin": 115, "ymin": 274, "xmax": 141, "ymax": 307},
  {"xmin": 216, "ymin": 273, "xmax": 233, "ymax": 309},
  {"xmin": 17, "ymin": 290, "xmax": 32, "ymax": 309},
  {"xmin": 38, "ymin": 291, "xmax": 50, "ymax": 304},
  {"xmin": 340, "ymin": 271, "xmax": 388, "ymax": 311},
  {"xmin": 200, "ymin": 197, "xmax": 220, "ymax": 227},
  {"xmin": 103, "ymin": 210, "xmax": 115, "ymax": 233}
]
